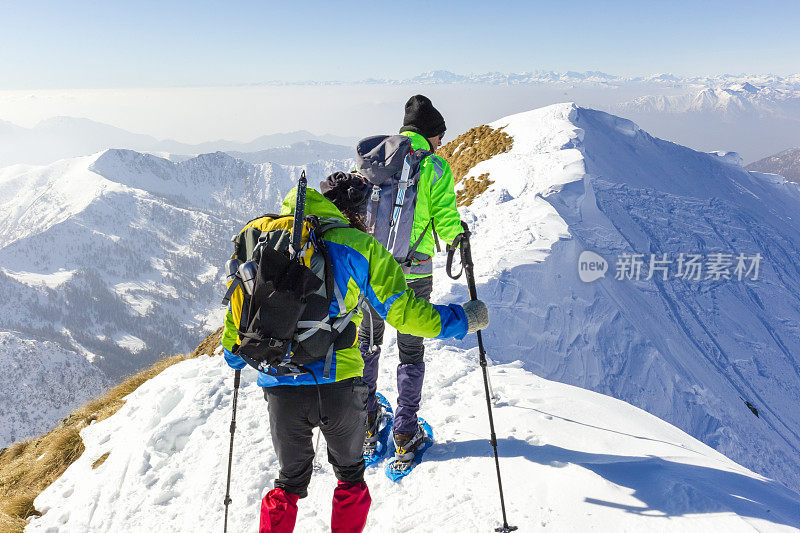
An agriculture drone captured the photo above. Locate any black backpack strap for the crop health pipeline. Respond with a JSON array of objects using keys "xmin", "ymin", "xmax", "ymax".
[
  {"xmin": 221, "ymin": 278, "xmax": 240, "ymax": 305},
  {"xmin": 431, "ymin": 219, "xmax": 442, "ymax": 253},
  {"xmin": 317, "ymin": 221, "xmax": 353, "ymax": 233},
  {"xmin": 401, "ymin": 219, "xmax": 433, "ymax": 267}
]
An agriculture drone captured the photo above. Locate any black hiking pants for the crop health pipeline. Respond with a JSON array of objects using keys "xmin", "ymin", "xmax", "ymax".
[{"xmin": 264, "ymin": 377, "xmax": 368, "ymax": 498}]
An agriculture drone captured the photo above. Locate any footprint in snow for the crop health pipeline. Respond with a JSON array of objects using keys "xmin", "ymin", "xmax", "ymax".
[
  {"xmin": 156, "ymin": 388, "xmax": 183, "ymax": 418},
  {"xmin": 152, "ymin": 490, "xmax": 179, "ymax": 506}
]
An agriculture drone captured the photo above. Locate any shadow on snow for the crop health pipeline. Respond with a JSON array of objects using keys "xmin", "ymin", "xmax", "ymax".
[{"xmin": 425, "ymin": 436, "xmax": 800, "ymax": 528}]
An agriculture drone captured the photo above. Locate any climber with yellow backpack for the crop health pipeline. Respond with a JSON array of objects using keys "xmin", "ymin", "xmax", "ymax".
[{"xmin": 219, "ymin": 171, "xmax": 489, "ymax": 533}]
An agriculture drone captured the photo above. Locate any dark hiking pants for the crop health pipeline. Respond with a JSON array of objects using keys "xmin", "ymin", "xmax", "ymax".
[
  {"xmin": 264, "ymin": 377, "xmax": 368, "ymax": 498},
  {"xmin": 357, "ymin": 275, "xmax": 433, "ymax": 435}
]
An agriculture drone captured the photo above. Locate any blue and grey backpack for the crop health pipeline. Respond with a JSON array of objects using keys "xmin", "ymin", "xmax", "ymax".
[{"xmin": 355, "ymin": 135, "xmax": 433, "ymax": 275}]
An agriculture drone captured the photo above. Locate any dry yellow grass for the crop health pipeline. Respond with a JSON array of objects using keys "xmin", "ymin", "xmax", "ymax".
[
  {"xmin": 0, "ymin": 328, "xmax": 223, "ymax": 533},
  {"xmin": 456, "ymin": 173, "xmax": 495, "ymax": 207},
  {"xmin": 438, "ymin": 124, "xmax": 513, "ymax": 207},
  {"xmin": 91, "ymin": 452, "xmax": 110, "ymax": 470}
]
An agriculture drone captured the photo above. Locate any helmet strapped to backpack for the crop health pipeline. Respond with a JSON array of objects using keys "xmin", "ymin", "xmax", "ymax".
[{"xmin": 356, "ymin": 135, "xmax": 432, "ymax": 275}]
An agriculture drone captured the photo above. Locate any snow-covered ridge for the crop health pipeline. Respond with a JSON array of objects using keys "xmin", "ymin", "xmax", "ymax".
[
  {"xmin": 25, "ymin": 346, "xmax": 800, "ymax": 532},
  {"xmin": 0, "ymin": 331, "xmax": 110, "ymax": 445},
  {"xmin": 435, "ymin": 103, "xmax": 800, "ymax": 493},
  {"xmin": 746, "ymin": 147, "xmax": 800, "ymax": 183}
]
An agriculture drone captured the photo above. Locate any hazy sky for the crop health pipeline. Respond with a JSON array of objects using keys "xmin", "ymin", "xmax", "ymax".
[{"xmin": 2, "ymin": 0, "xmax": 799, "ymax": 90}]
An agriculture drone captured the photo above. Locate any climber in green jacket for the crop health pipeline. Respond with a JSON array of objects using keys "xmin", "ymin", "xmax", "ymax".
[{"xmin": 357, "ymin": 95, "xmax": 464, "ymax": 461}]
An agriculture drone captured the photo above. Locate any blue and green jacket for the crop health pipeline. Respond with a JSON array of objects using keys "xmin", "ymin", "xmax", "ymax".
[{"xmin": 222, "ymin": 188, "xmax": 468, "ymax": 387}]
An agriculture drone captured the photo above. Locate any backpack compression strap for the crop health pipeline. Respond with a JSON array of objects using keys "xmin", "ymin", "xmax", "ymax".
[
  {"xmin": 293, "ymin": 219, "xmax": 357, "ymax": 380},
  {"xmin": 221, "ymin": 278, "xmax": 240, "ymax": 305},
  {"xmin": 385, "ymin": 156, "xmax": 413, "ymax": 251},
  {"xmin": 398, "ymin": 218, "xmax": 433, "ymax": 268}
]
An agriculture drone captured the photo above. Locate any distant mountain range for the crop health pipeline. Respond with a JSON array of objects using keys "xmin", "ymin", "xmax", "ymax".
[
  {"xmin": 605, "ymin": 81, "xmax": 800, "ymax": 163},
  {"xmin": 746, "ymin": 147, "xmax": 800, "ymax": 183},
  {"xmin": 2, "ymin": 70, "xmax": 800, "ymax": 168},
  {"xmin": 0, "ymin": 116, "xmax": 357, "ymax": 167},
  {"xmin": 242, "ymin": 69, "xmax": 800, "ymax": 89}
]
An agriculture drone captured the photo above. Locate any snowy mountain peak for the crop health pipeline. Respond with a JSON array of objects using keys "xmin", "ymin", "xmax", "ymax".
[
  {"xmin": 446, "ymin": 102, "xmax": 800, "ymax": 494},
  {"xmin": 409, "ymin": 70, "xmax": 467, "ymax": 83},
  {"xmin": 729, "ymin": 81, "xmax": 760, "ymax": 94}
]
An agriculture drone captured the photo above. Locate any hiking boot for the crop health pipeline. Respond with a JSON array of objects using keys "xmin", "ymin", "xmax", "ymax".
[
  {"xmin": 363, "ymin": 404, "xmax": 384, "ymax": 456},
  {"xmin": 393, "ymin": 424, "xmax": 426, "ymax": 462}
]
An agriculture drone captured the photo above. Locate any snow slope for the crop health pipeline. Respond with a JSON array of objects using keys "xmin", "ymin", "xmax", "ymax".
[
  {"xmin": 0, "ymin": 331, "xmax": 109, "ymax": 445},
  {"xmin": 25, "ymin": 343, "xmax": 800, "ymax": 532},
  {"xmin": 435, "ymin": 103, "xmax": 800, "ymax": 492}
]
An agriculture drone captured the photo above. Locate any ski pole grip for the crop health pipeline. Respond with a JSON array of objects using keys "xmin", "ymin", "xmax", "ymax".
[
  {"xmin": 456, "ymin": 222, "xmax": 479, "ymax": 300},
  {"xmin": 446, "ymin": 222, "xmax": 473, "ymax": 280},
  {"xmin": 458, "ymin": 222, "xmax": 474, "ymax": 268}
]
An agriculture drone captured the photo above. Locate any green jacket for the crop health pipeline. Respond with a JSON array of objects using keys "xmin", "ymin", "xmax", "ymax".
[
  {"xmin": 221, "ymin": 188, "xmax": 468, "ymax": 386},
  {"xmin": 402, "ymin": 131, "xmax": 463, "ymax": 279}
]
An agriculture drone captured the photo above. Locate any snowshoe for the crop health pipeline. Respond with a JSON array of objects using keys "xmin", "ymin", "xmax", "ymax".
[
  {"xmin": 385, "ymin": 418, "xmax": 433, "ymax": 481},
  {"xmin": 364, "ymin": 392, "xmax": 394, "ymax": 467}
]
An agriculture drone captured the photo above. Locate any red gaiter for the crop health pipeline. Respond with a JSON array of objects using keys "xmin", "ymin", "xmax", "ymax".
[
  {"xmin": 259, "ymin": 488, "xmax": 299, "ymax": 533},
  {"xmin": 331, "ymin": 481, "xmax": 372, "ymax": 533}
]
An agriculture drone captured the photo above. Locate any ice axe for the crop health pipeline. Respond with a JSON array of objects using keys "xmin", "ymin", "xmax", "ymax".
[{"xmin": 447, "ymin": 221, "xmax": 517, "ymax": 533}]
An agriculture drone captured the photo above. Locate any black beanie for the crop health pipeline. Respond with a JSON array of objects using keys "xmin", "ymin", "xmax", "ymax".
[
  {"xmin": 319, "ymin": 172, "xmax": 370, "ymax": 214},
  {"xmin": 399, "ymin": 95, "xmax": 446, "ymax": 139}
]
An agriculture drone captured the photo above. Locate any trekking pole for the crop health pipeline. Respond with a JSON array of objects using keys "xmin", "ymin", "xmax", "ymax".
[
  {"xmin": 486, "ymin": 365, "xmax": 497, "ymax": 402},
  {"xmin": 223, "ymin": 369, "xmax": 241, "ymax": 533},
  {"xmin": 448, "ymin": 222, "xmax": 517, "ymax": 533}
]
